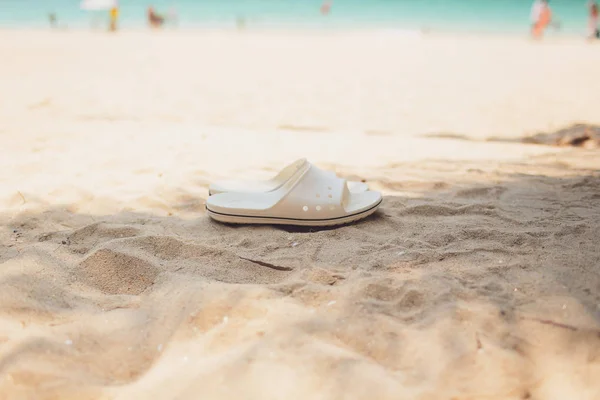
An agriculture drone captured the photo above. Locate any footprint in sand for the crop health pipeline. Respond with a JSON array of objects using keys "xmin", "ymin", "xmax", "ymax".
[{"xmin": 78, "ymin": 249, "xmax": 159, "ymax": 295}]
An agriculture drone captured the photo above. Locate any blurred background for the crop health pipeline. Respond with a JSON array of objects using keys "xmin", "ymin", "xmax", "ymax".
[{"xmin": 0, "ymin": 0, "xmax": 596, "ymax": 36}]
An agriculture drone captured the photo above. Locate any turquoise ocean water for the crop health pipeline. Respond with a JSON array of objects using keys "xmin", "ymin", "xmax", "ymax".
[{"xmin": 0, "ymin": 0, "xmax": 593, "ymax": 36}]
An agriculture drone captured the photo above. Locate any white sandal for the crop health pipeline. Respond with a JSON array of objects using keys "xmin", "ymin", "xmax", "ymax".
[
  {"xmin": 206, "ymin": 162, "xmax": 382, "ymax": 226},
  {"xmin": 209, "ymin": 158, "xmax": 368, "ymax": 195}
]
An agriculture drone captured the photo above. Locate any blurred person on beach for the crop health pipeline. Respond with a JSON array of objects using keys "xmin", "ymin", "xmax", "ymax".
[
  {"xmin": 148, "ymin": 6, "xmax": 166, "ymax": 28},
  {"xmin": 589, "ymin": 1, "xmax": 599, "ymax": 38},
  {"xmin": 236, "ymin": 16, "xmax": 247, "ymax": 30},
  {"xmin": 321, "ymin": 1, "xmax": 332, "ymax": 16},
  {"xmin": 109, "ymin": 5, "xmax": 119, "ymax": 31},
  {"xmin": 48, "ymin": 12, "xmax": 57, "ymax": 29},
  {"xmin": 531, "ymin": 0, "xmax": 557, "ymax": 39}
]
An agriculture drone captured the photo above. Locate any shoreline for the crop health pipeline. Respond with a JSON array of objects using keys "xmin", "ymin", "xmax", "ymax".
[{"xmin": 0, "ymin": 25, "xmax": 593, "ymax": 41}]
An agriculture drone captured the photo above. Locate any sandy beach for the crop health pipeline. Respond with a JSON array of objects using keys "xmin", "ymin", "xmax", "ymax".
[{"xmin": 1, "ymin": 30, "xmax": 599, "ymax": 399}]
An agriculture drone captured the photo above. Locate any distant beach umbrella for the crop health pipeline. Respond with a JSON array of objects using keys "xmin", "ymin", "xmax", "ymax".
[{"xmin": 80, "ymin": 0, "xmax": 118, "ymax": 11}]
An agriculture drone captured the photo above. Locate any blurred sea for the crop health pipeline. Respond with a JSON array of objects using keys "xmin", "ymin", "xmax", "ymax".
[{"xmin": 0, "ymin": 0, "xmax": 593, "ymax": 36}]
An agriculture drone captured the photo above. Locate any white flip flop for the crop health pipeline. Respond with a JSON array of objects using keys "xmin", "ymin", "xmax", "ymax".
[
  {"xmin": 209, "ymin": 158, "xmax": 368, "ymax": 195},
  {"xmin": 206, "ymin": 163, "xmax": 382, "ymax": 226}
]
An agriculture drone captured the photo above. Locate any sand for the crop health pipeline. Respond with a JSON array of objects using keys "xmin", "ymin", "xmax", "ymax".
[{"xmin": 0, "ymin": 30, "xmax": 599, "ymax": 400}]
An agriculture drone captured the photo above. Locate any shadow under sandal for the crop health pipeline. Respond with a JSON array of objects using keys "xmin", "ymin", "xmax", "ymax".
[{"xmin": 206, "ymin": 163, "xmax": 382, "ymax": 226}]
